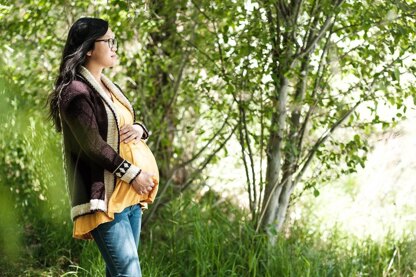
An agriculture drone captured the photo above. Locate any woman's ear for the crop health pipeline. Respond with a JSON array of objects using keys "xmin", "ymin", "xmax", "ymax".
[{"xmin": 86, "ymin": 50, "xmax": 92, "ymax": 57}]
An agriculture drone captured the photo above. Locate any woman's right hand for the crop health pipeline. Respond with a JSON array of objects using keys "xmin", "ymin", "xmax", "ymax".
[{"xmin": 131, "ymin": 170, "xmax": 156, "ymax": 195}]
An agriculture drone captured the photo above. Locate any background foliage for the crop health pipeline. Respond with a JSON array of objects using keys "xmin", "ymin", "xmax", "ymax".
[{"xmin": 0, "ymin": 0, "xmax": 415, "ymax": 276}]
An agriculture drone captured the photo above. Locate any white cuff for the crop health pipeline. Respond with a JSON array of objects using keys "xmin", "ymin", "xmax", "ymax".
[{"xmin": 113, "ymin": 160, "xmax": 141, "ymax": 184}]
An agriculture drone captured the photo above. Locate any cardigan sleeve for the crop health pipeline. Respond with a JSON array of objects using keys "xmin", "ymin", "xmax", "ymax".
[{"xmin": 61, "ymin": 92, "xmax": 140, "ymax": 184}]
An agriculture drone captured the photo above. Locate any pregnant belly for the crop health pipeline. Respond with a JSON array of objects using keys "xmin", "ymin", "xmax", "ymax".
[{"xmin": 121, "ymin": 140, "xmax": 159, "ymax": 184}]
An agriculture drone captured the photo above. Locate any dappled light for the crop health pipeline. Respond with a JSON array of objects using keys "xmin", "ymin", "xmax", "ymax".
[{"xmin": 293, "ymin": 113, "xmax": 416, "ymax": 242}]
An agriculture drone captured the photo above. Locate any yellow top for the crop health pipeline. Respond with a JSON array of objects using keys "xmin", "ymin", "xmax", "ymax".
[{"xmin": 73, "ymin": 92, "xmax": 159, "ymax": 240}]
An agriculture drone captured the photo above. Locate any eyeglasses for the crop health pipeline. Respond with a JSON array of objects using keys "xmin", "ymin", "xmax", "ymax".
[{"xmin": 95, "ymin": 38, "xmax": 117, "ymax": 49}]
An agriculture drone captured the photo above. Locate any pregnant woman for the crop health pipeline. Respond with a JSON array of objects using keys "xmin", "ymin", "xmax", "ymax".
[{"xmin": 47, "ymin": 17, "xmax": 159, "ymax": 276}]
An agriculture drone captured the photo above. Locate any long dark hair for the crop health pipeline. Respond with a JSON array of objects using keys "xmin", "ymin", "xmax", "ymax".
[{"xmin": 48, "ymin": 17, "xmax": 109, "ymax": 132}]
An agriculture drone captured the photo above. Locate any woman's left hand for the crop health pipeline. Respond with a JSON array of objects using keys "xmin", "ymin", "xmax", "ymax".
[{"xmin": 120, "ymin": 124, "xmax": 144, "ymax": 144}]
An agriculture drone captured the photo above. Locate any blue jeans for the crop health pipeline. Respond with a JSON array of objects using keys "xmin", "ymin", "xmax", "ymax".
[{"xmin": 91, "ymin": 204, "xmax": 142, "ymax": 277}]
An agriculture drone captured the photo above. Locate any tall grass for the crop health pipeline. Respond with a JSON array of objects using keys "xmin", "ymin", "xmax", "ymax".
[
  {"xmin": 72, "ymin": 190, "xmax": 415, "ymax": 277},
  {"xmin": 2, "ymin": 174, "xmax": 416, "ymax": 276},
  {"xmin": 133, "ymin": 191, "xmax": 416, "ymax": 277}
]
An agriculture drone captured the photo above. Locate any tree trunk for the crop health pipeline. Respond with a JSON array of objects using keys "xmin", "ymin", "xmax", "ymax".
[
  {"xmin": 147, "ymin": 0, "xmax": 179, "ymax": 182},
  {"xmin": 274, "ymin": 175, "xmax": 294, "ymax": 232},
  {"xmin": 262, "ymin": 76, "xmax": 289, "ymax": 227}
]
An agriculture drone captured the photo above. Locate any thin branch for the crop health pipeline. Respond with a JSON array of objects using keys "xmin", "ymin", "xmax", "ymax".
[
  {"xmin": 277, "ymin": 0, "xmax": 289, "ymax": 20},
  {"xmin": 297, "ymin": 0, "xmax": 344, "ymax": 59},
  {"xmin": 291, "ymin": 45, "xmax": 412, "ymax": 189},
  {"xmin": 176, "ymin": 111, "xmax": 234, "ymax": 169},
  {"xmin": 159, "ymin": 24, "xmax": 196, "ymax": 125},
  {"xmin": 242, "ymin": 105, "xmax": 257, "ymax": 214},
  {"xmin": 144, "ymin": 123, "xmax": 238, "ymax": 225},
  {"xmin": 288, "ymin": 0, "xmax": 304, "ymax": 53},
  {"xmin": 301, "ymin": 0, "xmax": 319, "ymax": 49},
  {"xmin": 294, "ymin": 100, "xmax": 360, "ymax": 186},
  {"xmin": 179, "ymin": 124, "xmax": 239, "ymax": 192},
  {"xmin": 237, "ymin": 106, "xmax": 253, "ymax": 212},
  {"xmin": 298, "ymin": 16, "xmax": 332, "ymax": 58},
  {"xmin": 297, "ymin": 21, "xmax": 334, "ymax": 154},
  {"xmin": 175, "ymin": 31, "xmax": 220, "ymax": 70},
  {"xmin": 257, "ymin": 83, "xmax": 265, "ymax": 221},
  {"xmin": 261, "ymin": 0, "xmax": 279, "ymax": 68},
  {"xmin": 332, "ymin": 11, "xmax": 416, "ymax": 34},
  {"xmin": 189, "ymin": 0, "xmax": 239, "ymax": 88}
]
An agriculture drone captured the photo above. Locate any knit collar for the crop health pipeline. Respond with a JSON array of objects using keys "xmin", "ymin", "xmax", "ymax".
[{"xmin": 78, "ymin": 65, "xmax": 134, "ymax": 117}]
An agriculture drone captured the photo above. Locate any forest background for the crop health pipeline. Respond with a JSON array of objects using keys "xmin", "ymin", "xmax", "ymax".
[{"xmin": 0, "ymin": 0, "xmax": 416, "ymax": 276}]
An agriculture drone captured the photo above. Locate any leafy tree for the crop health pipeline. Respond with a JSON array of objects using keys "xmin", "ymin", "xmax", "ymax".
[
  {"xmin": 175, "ymin": 0, "xmax": 416, "ymax": 234},
  {"xmin": 1, "ymin": 0, "xmax": 415, "ymax": 237},
  {"xmin": 0, "ymin": 0, "xmax": 236, "ymax": 224}
]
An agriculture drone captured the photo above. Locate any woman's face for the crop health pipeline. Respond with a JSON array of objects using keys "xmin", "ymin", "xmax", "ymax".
[{"xmin": 86, "ymin": 28, "xmax": 118, "ymax": 68}]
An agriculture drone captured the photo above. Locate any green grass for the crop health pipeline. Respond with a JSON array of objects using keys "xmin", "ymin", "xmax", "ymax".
[
  {"xmin": 43, "ymin": 192, "xmax": 416, "ymax": 275},
  {"xmin": 1, "ymin": 190, "xmax": 415, "ymax": 276}
]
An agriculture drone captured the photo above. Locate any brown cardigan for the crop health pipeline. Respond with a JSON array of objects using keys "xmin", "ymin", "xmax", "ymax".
[{"xmin": 59, "ymin": 66, "xmax": 149, "ymax": 220}]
